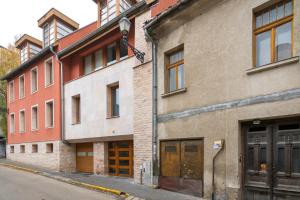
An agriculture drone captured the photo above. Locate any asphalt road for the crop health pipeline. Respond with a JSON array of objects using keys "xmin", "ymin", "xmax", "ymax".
[{"xmin": 0, "ymin": 166, "xmax": 116, "ymax": 200}]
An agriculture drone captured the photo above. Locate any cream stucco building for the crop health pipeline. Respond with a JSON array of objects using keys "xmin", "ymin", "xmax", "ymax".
[{"xmin": 145, "ymin": 0, "xmax": 300, "ymax": 199}]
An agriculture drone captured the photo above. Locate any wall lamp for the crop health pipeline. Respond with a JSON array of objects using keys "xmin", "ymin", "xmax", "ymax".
[{"xmin": 119, "ymin": 17, "xmax": 145, "ymax": 63}]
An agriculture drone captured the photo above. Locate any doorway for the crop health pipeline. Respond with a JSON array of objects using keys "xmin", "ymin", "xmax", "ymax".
[
  {"xmin": 159, "ymin": 139, "xmax": 204, "ymax": 197},
  {"xmin": 243, "ymin": 119, "xmax": 300, "ymax": 199}
]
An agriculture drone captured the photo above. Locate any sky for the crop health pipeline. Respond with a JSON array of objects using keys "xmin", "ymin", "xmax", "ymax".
[{"xmin": 0, "ymin": 0, "xmax": 97, "ymax": 47}]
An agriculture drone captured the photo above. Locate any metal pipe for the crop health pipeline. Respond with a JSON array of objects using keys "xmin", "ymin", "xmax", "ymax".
[
  {"xmin": 144, "ymin": 28, "xmax": 158, "ymax": 185},
  {"xmin": 49, "ymin": 45, "xmax": 68, "ymax": 144},
  {"xmin": 212, "ymin": 141, "xmax": 224, "ymax": 200}
]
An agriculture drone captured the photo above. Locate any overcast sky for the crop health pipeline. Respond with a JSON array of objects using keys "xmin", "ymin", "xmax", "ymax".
[{"xmin": 0, "ymin": 0, "xmax": 97, "ymax": 47}]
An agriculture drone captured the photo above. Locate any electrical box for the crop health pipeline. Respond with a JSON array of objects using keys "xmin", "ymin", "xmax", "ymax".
[{"xmin": 213, "ymin": 140, "xmax": 224, "ymax": 150}]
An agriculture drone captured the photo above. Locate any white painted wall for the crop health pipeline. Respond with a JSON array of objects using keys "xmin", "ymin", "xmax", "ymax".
[{"xmin": 64, "ymin": 57, "xmax": 134, "ymax": 141}]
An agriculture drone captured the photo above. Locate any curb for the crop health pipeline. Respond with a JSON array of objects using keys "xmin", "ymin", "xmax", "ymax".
[{"xmin": 0, "ymin": 163, "xmax": 130, "ymax": 198}]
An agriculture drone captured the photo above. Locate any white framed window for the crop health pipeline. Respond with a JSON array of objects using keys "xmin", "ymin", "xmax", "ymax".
[
  {"xmin": 43, "ymin": 23, "xmax": 50, "ymax": 47},
  {"xmin": 19, "ymin": 109, "xmax": 25, "ymax": 133},
  {"xmin": 9, "ymin": 113, "xmax": 15, "ymax": 134},
  {"xmin": 31, "ymin": 67, "xmax": 38, "ymax": 93},
  {"xmin": 45, "ymin": 57, "xmax": 54, "ymax": 87},
  {"xmin": 20, "ymin": 45, "xmax": 28, "ymax": 63},
  {"xmin": 45, "ymin": 100, "xmax": 54, "ymax": 128},
  {"xmin": 8, "ymin": 80, "xmax": 14, "ymax": 102},
  {"xmin": 31, "ymin": 105, "xmax": 38, "ymax": 131},
  {"xmin": 19, "ymin": 74, "xmax": 25, "ymax": 99}
]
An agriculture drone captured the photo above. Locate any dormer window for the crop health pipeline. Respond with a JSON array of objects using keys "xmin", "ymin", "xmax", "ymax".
[
  {"xmin": 99, "ymin": 0, "xmax": 132, "ymax": 26},
  {"xmin": 15, "ymin": 34, "xmax": 42, "ymax": 64},
  {"xmin": 38, "ymin": 8, "xmax": 79, "ymax": 48},
  {"xmin": 43, "ymin": 23, "xmax": 50, "ymax": 47},
  {"xmin": 20, "ymin": 46, "xmax": 28, "ymax": 64}
]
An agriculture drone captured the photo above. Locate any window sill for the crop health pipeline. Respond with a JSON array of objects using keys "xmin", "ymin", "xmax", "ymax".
[
  {"xmin": 106, "ymin": 116, "xmax": 120, "ymax": 119},
  {"xmin": 45, "ymin": 126, "xmax": 54, "ymax": 129},
  {"xmin": 161, "ymin": 88, "xmax": 187, "ymax": 98},
  {"xmin": 31, "ymin": 90, "xmax": 38, "ymax": 95},
  {"xmin": 246, "ymin": 57, "xmax": 299, "ymax": 75},
  {"xmin": 45, "ymin": 83, "xmax": 54, "ymax": 88},
  {"xmin": 72, "ymin": 123, "xmax": 81, "ymax": 126}
]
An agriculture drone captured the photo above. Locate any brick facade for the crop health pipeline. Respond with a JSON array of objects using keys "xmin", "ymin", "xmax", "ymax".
[{"xmin": 133, "ymin": 10, "xmax": 153, "ymax": 185}]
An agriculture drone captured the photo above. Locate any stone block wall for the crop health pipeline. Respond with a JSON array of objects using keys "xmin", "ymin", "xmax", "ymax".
[{"xmin": 94, "ymin": 142, "xmax": 108, "ymax": 175}]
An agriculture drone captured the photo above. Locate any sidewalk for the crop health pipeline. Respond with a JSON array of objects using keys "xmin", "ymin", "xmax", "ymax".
[{"xmin": 0, "ymin": 159, "xmax": 202, "ymax": 200}]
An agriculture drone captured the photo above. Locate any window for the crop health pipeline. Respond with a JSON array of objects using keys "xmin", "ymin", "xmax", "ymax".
[
  {"xmin": 9, "ymin": 113, "xmax": 15, "ymax": 134},
  {"xmin": 43, "ymin": 23, "xmax": 50, "ymax": 47},
  {"xmin": 107, "ymin": 43, "xmax": 116, "ymax": 64},
  {"xmin": 107, "ymin": 83, "xmax": 119, "ymax": 117},
  {"xmin": 19, "ymin": 110, "xmax": 25, "ymax": 133},
  {"xmin": 72, "ymin": 95, "xmax": 80, "ymax": 124},
  {"xmin": 10, "ymin": 146, "xmax": 14, "ymax": 153},
  {"xmin": 32, "ymin": 144, "xmax": 38, "ymax": 153},
  {"xmin": 83, "ymin": 49, "xmax": 104, "ymax": 75},
  {"xmin": 101, "ymin": 0, "xmax": 116, "ymax": 25},
  {"xmin": 84, "ymin": 55, "xmax": 94, "ymax": 75},
  {"xmin": 45, "ymin": 58, "xmax": 54, "ymax": 86},
  {"xmin": 9, "ymin": 81, "xmax": 14, "ymax": 102},
  {"xmin": 120, "ymin": 40, "xmax": 128, "ymax": 58},
  {"xmin": 31, "ymin": 67, "xmax": 38, "ymax": 93},
  {"xmin": 57, "ymin": 21, "xmax": 73, "ymax": 39},
  {"xmin": 19, "ymin": 75, "xmax": 25, "ymax": 99},
  {"xmin": 45, "ymin": 100, "xmax": 54, "ymax": 128},
  {"xmin": 254, "ymin": 0, "xmax": 293, "ymax": 67},
  {"xmin": 46, "ymin": 143, "xmax": 53, "ymax": 153},
  {"xmin": 20, "ymin": 145, "xmax": 25, "ymax": 153},
  {"xmin": 166, "ymin": 49, "xmax": 184, "ymax": 92},
  {"xmin": 95, "ymin": 49, "xmax": 103, "ymax": 69},
  {"xmin": 31, "ymin": 105, "xmax": 38, "ymax": 130},
  {"xmin": 29, "ymin": 44, "xmax": 41, "ymax": 58},
  {"xmin": 20, "ymin": 46, "xmax": 28, "ymax": 63},
  {"xmin": 100, "ymin": 0, "xmax": 131, "ymax": 25}
]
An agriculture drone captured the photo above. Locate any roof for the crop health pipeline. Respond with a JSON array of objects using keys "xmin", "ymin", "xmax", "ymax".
[
  {"xmin": 0, "ymin": 46, "xmax": 51, "ymax": 81},
  {"xmin": 15, "ymin": 34, "xmax": 42, "ymax": 49},
  {"xmin": 58, "ymin": 0, "xmax": 147, "ymax": 58},
  {"xmin": 38, "ymin": 8, "xmax": 79, "ymax": 29},
  {"xmin": 144, "ymin": 0, "xmax": 193, "ymax": 30}
]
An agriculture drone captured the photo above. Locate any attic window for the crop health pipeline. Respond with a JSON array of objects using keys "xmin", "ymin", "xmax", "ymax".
[
  {"xmin": 100, "ymin": 0, "xmax": 131, "ymax": 25},
  {"xmin": 20, "ymin": 45, "xmax": 28, "ymax": 63}
]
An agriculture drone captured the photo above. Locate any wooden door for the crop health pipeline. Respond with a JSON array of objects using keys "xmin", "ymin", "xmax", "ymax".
[
  {"xmin": 161, "ymin": 141, "xmax": 180, "ymax": 177},
  {"xmin": 243, "ymin": 120, "xmax": 300, "ymax": 200},
  {"xmin": 76, "ymin": 143, "xmax": 94, "ymax": 173},
  {"xmin": 108, "ymin": 141, "xmax": 133, "ymax": 177},
  {"xmin": 160, "ymin": 139, "xmax": 204, "ymax": 197}
]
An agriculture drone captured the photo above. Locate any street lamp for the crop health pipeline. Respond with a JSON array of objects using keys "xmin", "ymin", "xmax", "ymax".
[{"xmin": 119, "ymin": 17, "xmax": 145, "ymax": 63}]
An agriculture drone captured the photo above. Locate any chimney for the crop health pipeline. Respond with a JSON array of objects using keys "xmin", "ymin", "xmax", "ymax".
[
  {"xmin": 38, "ymin": 8, "xmax": 79, "ymax": 48},
  {"xmin": 15, "ymin": 34, "xmax": 42, "ymax": 64}
]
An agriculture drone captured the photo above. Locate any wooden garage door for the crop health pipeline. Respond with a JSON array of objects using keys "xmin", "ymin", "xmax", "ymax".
[
  {"xmin": 160, "ymin": 139, "xmax": 204, "ymax": 197},
  {"xmin": 76, "ymin": 143, "xmax": 93, "ymax": 173}
]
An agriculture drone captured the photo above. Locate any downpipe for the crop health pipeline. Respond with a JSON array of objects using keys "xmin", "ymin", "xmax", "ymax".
[
  {"xmin": 49, "ymin": 45, "xmax": 68, "ymax": 145},
  {"xmin": 212, "ymin": 140, "xmax": 225, "ymax": 200},
  {"xmin": 145, "ymin": 29, "xmax": 158, "ymax": 186}
]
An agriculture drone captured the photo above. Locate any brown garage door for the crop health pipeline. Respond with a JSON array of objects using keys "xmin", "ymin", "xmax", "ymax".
[
  {"xmin": 76, "ymin": 143, "xmax": 94, "ymax": 173},
  {"xmin": 159, "ymin": 139, "xmax": 204, "ymax": 197}
]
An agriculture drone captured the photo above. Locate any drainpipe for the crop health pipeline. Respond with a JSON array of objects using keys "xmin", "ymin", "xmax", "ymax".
[
  {"xmin": 212, "ymin": 140, "xmax": 225, "ymax": 200},
  {"xmin": 49, "ymin": 45, "xmax": 68, "ymax": 144},
  {"xmin": 145, "ymin": 29, "xmax": 158, "ymax": 185}
]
